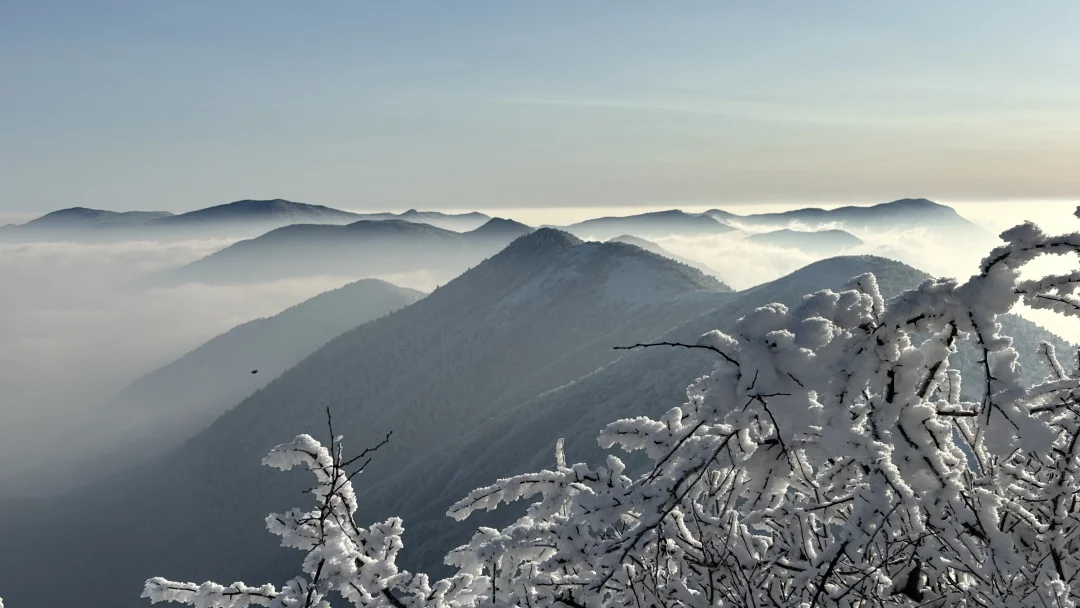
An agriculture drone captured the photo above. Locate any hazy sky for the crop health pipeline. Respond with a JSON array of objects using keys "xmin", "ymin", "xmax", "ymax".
[{"xmin": 2, "ymin": 1, "xmax": 1079, "ymax": 214}]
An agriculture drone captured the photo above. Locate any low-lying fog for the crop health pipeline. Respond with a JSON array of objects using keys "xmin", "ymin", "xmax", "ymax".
[
  {"xmin": 1, "ymin": 200, "xmax": 1077, "ymax": 485},
  {"xmin": 0, "ymin": 238, "xmax": 440, "ymax": 481}
]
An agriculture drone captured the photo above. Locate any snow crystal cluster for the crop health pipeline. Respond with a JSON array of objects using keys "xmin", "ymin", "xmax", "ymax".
[{"xmin": 139, "ymin": 210, "xmax": 1080, "ymax": 607}]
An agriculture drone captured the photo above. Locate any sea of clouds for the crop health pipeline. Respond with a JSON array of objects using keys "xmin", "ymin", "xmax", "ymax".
[
  {"xmin": 0, "ymin": 238, "xmax": 376, "ymax": 479},
  {"xmin": 2, "ymin": 201, "xmax": 1079, "ymax": 483}
]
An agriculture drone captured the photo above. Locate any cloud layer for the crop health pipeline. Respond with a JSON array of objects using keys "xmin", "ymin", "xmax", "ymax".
[{"xmin": 0, "ymin": 239, "xmax": 367, "ymax": 479}]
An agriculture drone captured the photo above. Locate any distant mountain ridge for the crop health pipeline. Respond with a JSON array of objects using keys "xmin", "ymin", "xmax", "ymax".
[
  {"xmin": 27, "ymin": 207, "xmax": 174, "ymax": 225},
  {"xmin": 0, "ymin": 199, "xmax": 494, "ymax": 242},
  {"xmin": 351, "ymin": 208, "xmax": 492, "ymax": 232},
  {"xmin": 14, "ymin": 207, "xmax": 174, "ymax": 233},
  {"xmin": 561, "ymin": 209, "xmax": 736, "ymax": 240},
  {"xmin": 2, "ymin": 197, "xmax": 987, "ymax": 244},
  {"xmin": 152, "ymin": 217, "xmax": 535, "ymax": 286},
  {"xmin": 152, "ymin": 198, "xmax": 359, "ymax": 226},
  {"xmin": 706, "ymin": 198, "xmax": 988, "ymax": 237}
]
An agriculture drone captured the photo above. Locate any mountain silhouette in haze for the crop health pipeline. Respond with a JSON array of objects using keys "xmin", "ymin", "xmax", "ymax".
[
  {"xmin": 24, "ymin": 207, "xmax": 174, "ymax": 227},
  {"xmin": 0, "ymin": 207, "xmax": 174, "ymax": 241},
  {"xmin": 152, "ymin": 217, "xmax": 534, "ymax": 286},
  {"xmin": 152, "ymin": 200, "xmax": 492, "ymax": 234},
  {"xmin": 0, "ymin": 279, "xmax": 422, "ymax": 499},
  {"xmin": 706, "ymin": 198, "xmax": 988, "ymax": 238},
  {"xmin": 465, "ymin": 217, "xmax": 533, "ymax": 241},
  {"xmin": 152, "ymin": 198, "xmax": 358, "ymax": 225},
  {"xmin": 0, "ymin": 199, "xmax": 495, "ymax": 242},
  {"xmin": 562, "ymin": 209, "xmax": 736, "ymax": 240},
  {"xmin": 746, "ymin": 228, "xmax": 863, "ymax": 254},
  {"xmin": 350, "ymin": 208, "xmax": 492, "ymax": 232}
]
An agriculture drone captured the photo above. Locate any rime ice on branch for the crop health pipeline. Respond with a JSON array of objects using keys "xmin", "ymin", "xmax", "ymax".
[{"xmin": 147, "ymin": 209, "xmax": 1080, "ymax": 607}]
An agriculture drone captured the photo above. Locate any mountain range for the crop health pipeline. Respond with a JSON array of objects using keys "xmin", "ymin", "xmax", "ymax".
[
  {"xmin": 0, "ymin": 279, "xmax": 423, "ymax": 499},
  {"xmin": 560, "ymin": 209, "xmax": 736, "ymax": 240},
  {"xmin": 0, "ymin": 228, "xmax": 1064, "ymax": 608},
  {"xmin": 348, "ymin": 208, "xmax": 491, "ymax": 232},
  {"xmin": 0, "ymin": 199, "xmax": 493, "ymax": 242},
  {"xmin": 706, "ymin": 198, "xmax": 989, "ymax": 237},
  {"xmin": 2, "ymin": 198, "xmax": 991, "ymax": 254},
  {"xmin": 150, "ymin": 217, "xmax": 534, "ymax": 286},
  {"xmin": 0, "ymin": 207, "xmax": 175, "ymax": 240}
]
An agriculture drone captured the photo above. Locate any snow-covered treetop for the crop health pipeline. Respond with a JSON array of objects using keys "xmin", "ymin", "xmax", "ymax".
[{"xmin": 140, "ymin": 209, "xmax": 1080, "ymax": 607}]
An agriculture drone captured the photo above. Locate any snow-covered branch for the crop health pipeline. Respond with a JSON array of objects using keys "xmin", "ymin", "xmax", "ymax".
[{"xmin": 147, "ymin": 210, "xmax": 1080, "ymax": 607}]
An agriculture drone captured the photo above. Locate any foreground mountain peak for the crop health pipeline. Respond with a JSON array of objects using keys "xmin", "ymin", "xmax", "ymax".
[{"xmin": 500, "ymin": 227, "xmax": 582, "ymax": 254}]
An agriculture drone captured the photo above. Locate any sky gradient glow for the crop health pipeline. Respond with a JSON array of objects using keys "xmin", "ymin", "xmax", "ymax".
[{"xmin": 2, "ymin": 1, "xmax": 1079, "ymax": 214}]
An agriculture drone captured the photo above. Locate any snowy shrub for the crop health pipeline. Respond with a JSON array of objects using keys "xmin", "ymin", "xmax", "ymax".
[{"xmin": 145, "ymin": 210, "xmax": 1080, "ymax": 607}]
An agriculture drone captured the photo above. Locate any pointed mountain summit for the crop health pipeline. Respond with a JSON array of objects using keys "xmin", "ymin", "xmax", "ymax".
[
  {"xmin": 464, "ymin": 217, "xmax": 533, "ymax": 241},
  {"xmin": 497, "ymin": 226, "xmax": 582, "ymax": 256}
]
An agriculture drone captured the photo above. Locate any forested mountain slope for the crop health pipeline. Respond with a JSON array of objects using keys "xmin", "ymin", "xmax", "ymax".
[{"xmin": 384, "ymin": 256, "xmax": 1073, "ymax": 575}]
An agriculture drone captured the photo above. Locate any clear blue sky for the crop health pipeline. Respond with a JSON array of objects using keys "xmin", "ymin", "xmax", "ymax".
[{"xmin": 2, "ymin": 1, "xmax": 1078, "ymax": 214}]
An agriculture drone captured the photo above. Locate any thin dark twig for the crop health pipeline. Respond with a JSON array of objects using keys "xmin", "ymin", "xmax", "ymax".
[{"xmin": 614, "ymin": 342, "xmax": 738, "ymax": 366}]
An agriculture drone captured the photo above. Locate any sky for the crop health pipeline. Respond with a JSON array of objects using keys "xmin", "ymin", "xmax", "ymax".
[{"xmin": 2, "ymin": 1, "xmax": 1079, "ymax": 215}]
